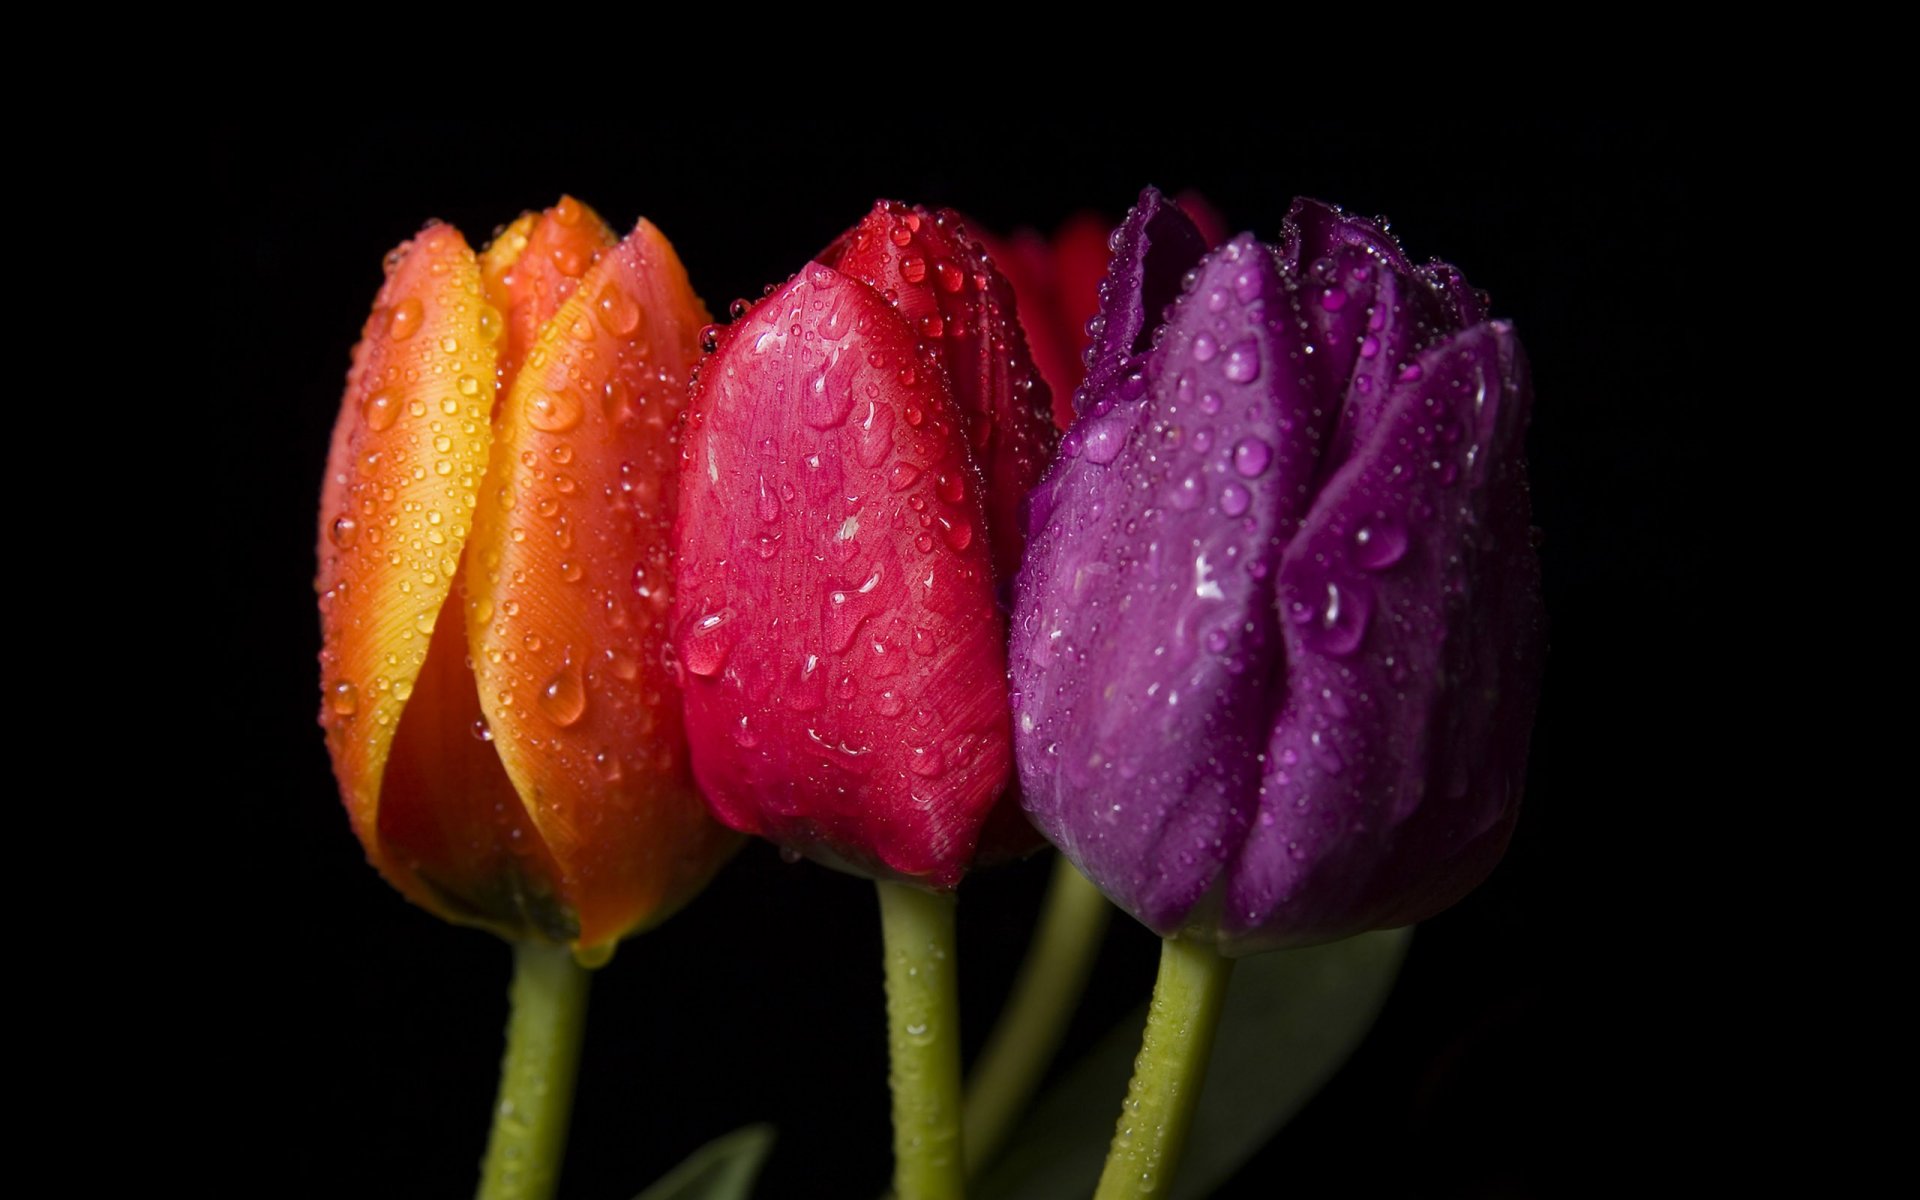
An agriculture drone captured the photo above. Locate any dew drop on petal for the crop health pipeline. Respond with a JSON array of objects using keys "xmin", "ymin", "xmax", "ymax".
[
  {"xmin": 1232, "ymin": 438, "xmax": 1272, "ymax": 478},
  {"xmin": 538, "ymin": 656, "xmax": 588, "ymax": 727},
  {"xmin": 1354, "ymin": 519, "xmax": 1409, "ymax": 570},
  {"xmin": 527, "ymin": 389, "xmax": 584, "ymax": 433}
]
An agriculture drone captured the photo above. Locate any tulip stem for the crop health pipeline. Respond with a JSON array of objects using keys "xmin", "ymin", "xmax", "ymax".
[
  {"xmin": 1093, "ymin": 936, "xmax": 1236, "ymax": 1200},
  {"xmin": 961, "ymin": 855, "xmax": 1110, "ymax": 1175},
  {"xmin": 877, "ymin": 880, "xmax": 967, "ymax": 1200},
  {"xmin": 476, "ymin": 940, "xmax": 592, "ymax": 1200}
]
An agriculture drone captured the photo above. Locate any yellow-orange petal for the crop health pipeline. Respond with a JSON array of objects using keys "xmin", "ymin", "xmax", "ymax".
[
  {"xmin": 375, "ymin": 590, "xmax": 573, "ymax": 939},
  {"xmin": 482, "ymin": 196, "xmax": 617, "ymax": 391},
  {"xmin": 316, "ymin": 223, "xmax": 496, "ymax": 894},
  {"xmin": 466, "ymin": 218, "xmax": 736, "ymax": 953}
]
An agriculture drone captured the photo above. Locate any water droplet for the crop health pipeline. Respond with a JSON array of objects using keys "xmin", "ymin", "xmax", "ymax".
[
  {"xmin": 1310, "ymin": 580, "xmax": 1371, "ymax": 656},
  {"xmin": 1190, "ymin": 332, "xmax": 1218, "ymax": 363},
  {"xmin": 1232, "ymin": 437, "xmax": 1272, "ymax": 477},
  {"xmin": 1321, "ymin": 287, "xmax": 1348, "ymax": 312},
  {"xmin": 538, "ymin": 656, "xmax": 588, "ymax": 727},
  {"xmin": 682, "ymin": 610, "xmax": 737, "ymax": 677},
  {"xmin": 329, "ymin": 515, "xmax": 359, "ymax": 548},
  {"xmin": 363, "ymin": 388, "xmax": 400, "ymax": 432},
  {"xmin": 1310, "ymin": 729, "xmax": 1345, "ymax": 773},
  {"xmin": 1170, "ymin": 475, "xmax": 1203, "ymax": 510},
  {"xmin": 596, "ymin": 283, "xmax": 642, "ymax": 336},
  {"xmin": 387, "ymin": 298, "xmax": 423, "ymax": 340},
  {"xmin": 900, "ymin": 255, "xmax": 928, "ymax": 284},
  {"xmin": 1354, "ymin": 519, "xmax": 1409, "ymax": 570},
  {"xmin": 1223, "ymin": 341, "xmax": 1260, "ymax": 383},
  {"xmin": 1083, "ymin": 416, "xmax": 1130, "ymax": 465},
  {"xmin": 934, "ymin": 259, "xmax": 964, "ymax": 293},
  {"xmin": 857, "ymin": 400, "xmax": 896, "ymax": 468},
  {"xmin": 527, "ymin": 389, "xmax": 583, "ymax": 433},
  {"xmin": 804, "ymin": 358, "xmax": 857, "ymax": 429},
  {"xmin": 329, "ymin": 681, "xmax": 358, "ymax": 716},
  {"xmin": 1218, "ymin": 483, "xmax": 1250, "ymax": 516},
  {"xmin": 606, "ymin": 647, "xmax": 640, "ymax": 682},
  {"xmin": 756, "ymin": 473, "xmax": 781, "ymax": 522}
]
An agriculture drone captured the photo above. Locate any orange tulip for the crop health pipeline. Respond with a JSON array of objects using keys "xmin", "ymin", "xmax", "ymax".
[{"xmin": 316, "ymin": 196, "xmax": 736, "ymax": 962}]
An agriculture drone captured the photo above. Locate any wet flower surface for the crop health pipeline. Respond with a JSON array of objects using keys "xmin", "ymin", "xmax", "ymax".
[
  {"xmin": 316, "ymin": 199, "xmax": 735, "ymax": 957},
  {"xmin": 1012, "ymin": 189, "xmax": 1544, "ymax": 954},
  {"xmin": 672, "ymin": 202, "xmax": 1057, "ymax": 886}
]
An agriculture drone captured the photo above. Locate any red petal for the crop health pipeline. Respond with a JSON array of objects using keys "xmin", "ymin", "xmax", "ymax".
[
  {"xmin": 826, "ymin": 203, "xmax": 1058, "ymax": 582},
  {"xmin": 674, "ymin": 263, "xmax": 1012, "ymax": 887}
]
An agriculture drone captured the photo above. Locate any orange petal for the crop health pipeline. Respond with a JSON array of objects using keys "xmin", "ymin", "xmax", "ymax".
[
  {"xmin": 375, "ymin": 591, "xmax": 573, "ymax": 939},
  {"xmin": 481, "ymin": 196, "xmax": 617, "ymax": 389},
  {"xmin": 316, "ymin": 223, "xmax": 498, "ymax": 889},
  {"xmin": 466, "ymin": 218, "xmax": 736, "ymax": 952}
]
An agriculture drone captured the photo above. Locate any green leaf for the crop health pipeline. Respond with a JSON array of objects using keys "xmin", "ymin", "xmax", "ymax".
[
  {"xmin": 631, "ymin": 1124, "xmax": 777, "ymax": 1200},
  {"xmin": 976, "ymin": 927, "xmax": 1413, "ymax": 1200}
]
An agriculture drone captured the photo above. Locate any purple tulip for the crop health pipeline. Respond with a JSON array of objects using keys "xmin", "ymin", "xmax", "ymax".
[{"xmin": 1011, "ymin": 189, "xmax": 1544, "ymax": 955}]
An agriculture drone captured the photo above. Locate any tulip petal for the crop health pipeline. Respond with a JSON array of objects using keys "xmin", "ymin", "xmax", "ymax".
[
  {"xmin": 1077, "ymin": 188, "xmax": 1209, "ymax": 419},
  {"xmin": 675, "ymin": 263, "xmax": 1011, "ymax": 887},
  {"xmin": 480, "ymin": 196, "xmax": 618, "ymax": 388},
  {"xmin": 1012, "ymin": 235, "xmax": 1336, "ymax": 933},
  {"xmin": 1223, "ymin": 321, "xmax": 1541, "ymax": 951},
  {"xmin": 376, "ymin": 596, "xmax": 574, "ymax": 940},
  {"xmin": 827, "ymin": 203, "xmax": 1058, "ymax": 583},
  {"xmin": 316, "ymin": 223, "xmax": 499, "ymax": 906},
  {"xmin": 467, "ymin": 218, "xmax": 734, "ymax": 951}
]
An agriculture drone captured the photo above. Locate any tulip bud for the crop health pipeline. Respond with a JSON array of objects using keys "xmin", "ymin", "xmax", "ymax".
[
  {"xmin": 673, "ymin": 202, "xmax": 1057, "ymax": 887},
  {"xmin": 317, "ymin": 198, "xmax": 736, "ymax": 958},
  {"xmin": 1012, "ymin": 189, "xmax": 1544, "ymax": 954}
]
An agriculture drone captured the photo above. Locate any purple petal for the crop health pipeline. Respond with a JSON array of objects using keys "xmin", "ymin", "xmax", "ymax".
[
  {"xmin": 1013, "ymin": 235, "xmax": 1336, "ymax": 934},
  {"xmin": 1221, "ymin": 320, "xmax": 1542, "ymax": 951},
  {"xmin": 1075, "ymin": 187, "xmax": 1209, "ymax": 419},
  {"xmin": 1280, "ymin": 198, "xmax": 1415, "ymax": 276}
]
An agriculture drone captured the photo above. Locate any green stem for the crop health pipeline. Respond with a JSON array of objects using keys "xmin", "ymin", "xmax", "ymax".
[
  {"xmin": 877, "ymin": 880, "xmax": 966, "ymax": 1200},
  {"xmin": 476, "ymin": 940, "xmax": 592, "ymax": 1200},
  {"xmin": 962, "ymin": 855, "xmax": 1110, "ymax": 1175},
  {"xmin": 1093, "ymin": 937, "xmax": 1236, "ymax": 1200}
]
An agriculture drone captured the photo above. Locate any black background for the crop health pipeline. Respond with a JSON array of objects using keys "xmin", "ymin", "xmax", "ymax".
[{"xmin": 210, "ymin": 116, "xmax": 1687, "ymax": 1198}]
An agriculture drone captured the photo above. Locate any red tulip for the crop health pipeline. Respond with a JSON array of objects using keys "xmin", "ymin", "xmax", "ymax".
[
  {"xmin": 672, "ymin": 202, "xmax": 1057, "ymax": 887},
  {"xmin": 316, "ymin": 197, "xmax": 736, "ymax": 959}
]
